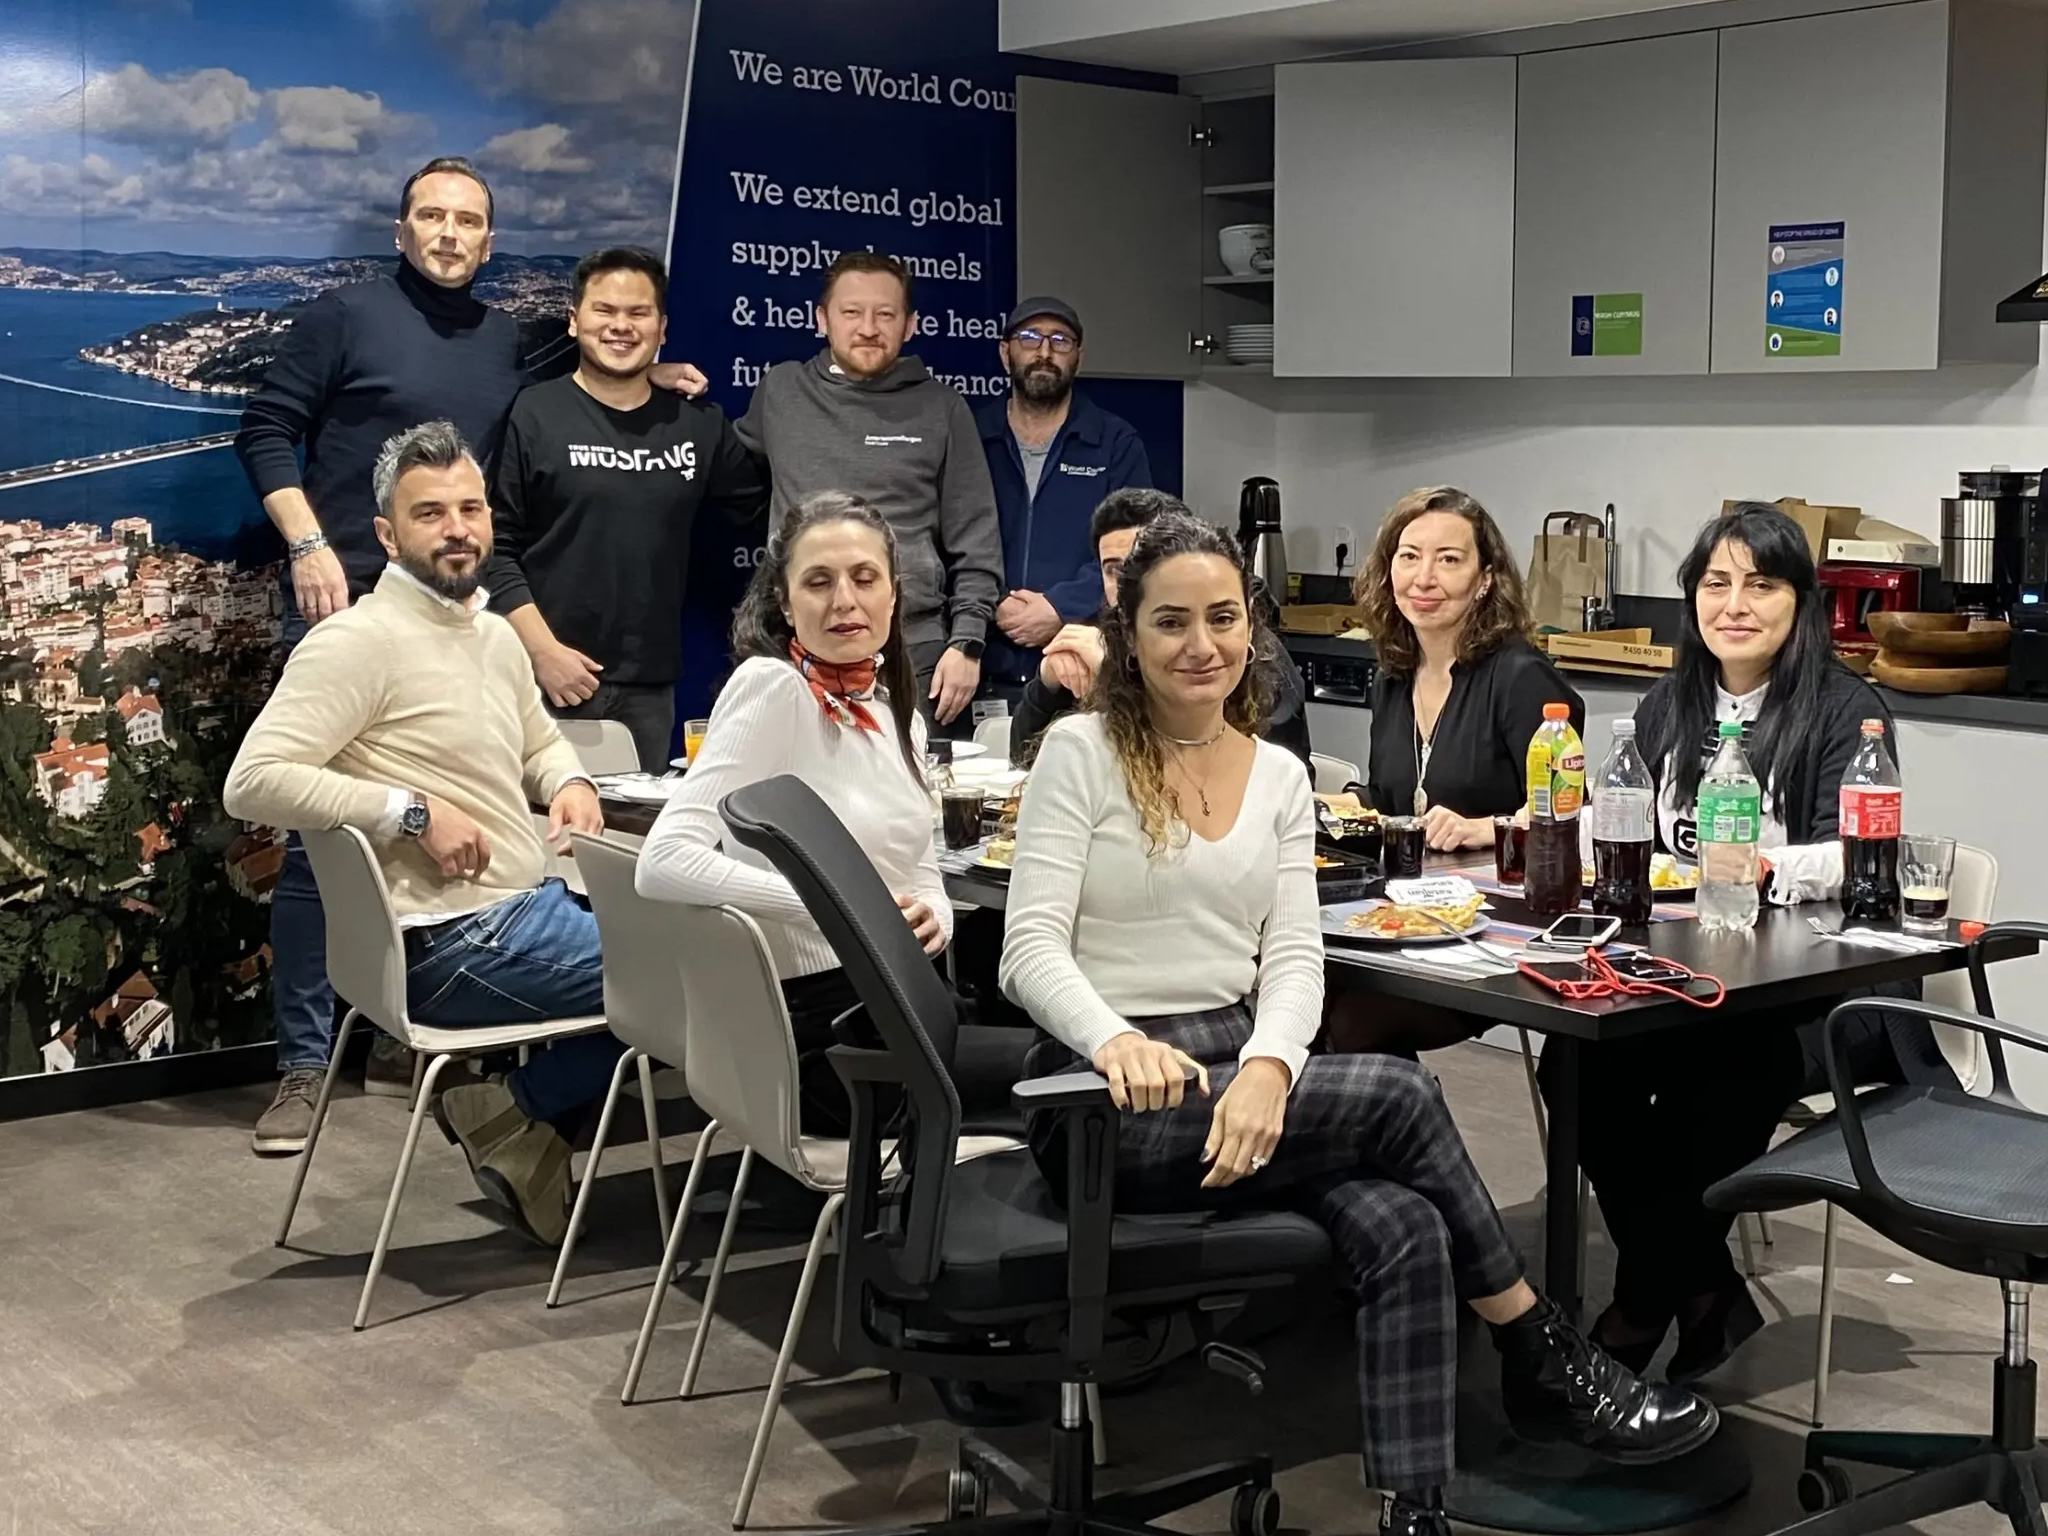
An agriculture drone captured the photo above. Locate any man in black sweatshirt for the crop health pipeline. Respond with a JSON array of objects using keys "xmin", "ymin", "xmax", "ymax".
[
  {"xmin": 231, "ymin": 156, "xmax": 709, "ymax": 1153},
  {"xmin": 483, "ymin": 247, "xmax": 768, "ymax": 771}
]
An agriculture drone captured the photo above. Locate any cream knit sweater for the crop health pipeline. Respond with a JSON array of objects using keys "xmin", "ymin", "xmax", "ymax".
[{"xmin": 224, "ymin": 569, "xmax": 587, "ymax": 922}]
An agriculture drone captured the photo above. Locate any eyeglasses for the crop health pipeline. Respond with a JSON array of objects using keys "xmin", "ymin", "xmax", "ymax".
[
  {"xmin": 1009, "ymin": 327, "xmax": 1078, "ymax": 355},
  {"xmin": 1100, "ymin": 558, "xmax": 1125, "ymax": 584}
]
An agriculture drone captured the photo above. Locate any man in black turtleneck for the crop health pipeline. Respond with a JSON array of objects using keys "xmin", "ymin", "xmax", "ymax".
[{"xmin": 232, "ymin": 156, "xmax": 707, "ymax": 1155}]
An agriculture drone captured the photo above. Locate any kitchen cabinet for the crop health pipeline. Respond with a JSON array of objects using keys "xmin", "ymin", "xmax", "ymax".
[
  {"xmin": 1273, "ymin": 58, "xmax": 1516, "ymax": 378},
  {"xmin": 1016, "ymin": 79, "xmax": 1274, "ymax": 379},
  {"xmin": 1710, "ymin": 0, "xmax": 2047, "ymax": 373},
  {"xmin": 1512, "ymin": 32, "xmax": 1718, "ymax": 377}
]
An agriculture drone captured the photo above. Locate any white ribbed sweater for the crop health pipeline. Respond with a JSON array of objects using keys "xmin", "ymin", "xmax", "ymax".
[
  {"xmin": 633, "ymin": 657, "xmax": 951, "ymax": 978},
  {"xmin": 998, "ymin": 714, "xmax": 1325, "ymax": 1086}
]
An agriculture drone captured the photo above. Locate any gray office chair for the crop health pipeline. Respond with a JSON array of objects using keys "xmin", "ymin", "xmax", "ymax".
[
  {"xmin": 546, "ymin": 834, "xmax": 708, "ymax": 1308},
  {"xmin": 281, "ymin": 826, "xmax": 607, "ymax": 1330},
  {"xmin": 555, "ymin": 717, "xmax": 642, "ymax": 776},
  {"xmin": 1707, "ymin": 925, "xmax": 2048, "ymax": 1534},
  {"xmin": 719, "ymin": 776, "xmax": 1335, "ymax": 1536}
]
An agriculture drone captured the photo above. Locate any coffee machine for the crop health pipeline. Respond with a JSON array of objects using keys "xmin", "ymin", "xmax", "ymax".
[
  {"xmin": 1940, "ymin": 468, "xmax": 2036, "ymax": 618},
  {"xmin": 1238, "ymin": 476, "xmax": 1288, "ymax": 613}
]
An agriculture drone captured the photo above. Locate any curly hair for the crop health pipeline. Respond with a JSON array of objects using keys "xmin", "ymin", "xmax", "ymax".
[
  {"xmin": 1352, "ymin": 486, "xmax": 1533, "ymax": 675},
  {"xmin": 729, "ymin": 490, "xmax": 922, "ymax": 777},
  {"xmin": 1086, "ymin": 512, "xmax": 1281, "ymax": 854}
]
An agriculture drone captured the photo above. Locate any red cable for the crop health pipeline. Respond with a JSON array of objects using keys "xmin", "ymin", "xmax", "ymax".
[{"xmin": 1515, "ymin": 945, "xmax": 1727, "ymax": 1008}]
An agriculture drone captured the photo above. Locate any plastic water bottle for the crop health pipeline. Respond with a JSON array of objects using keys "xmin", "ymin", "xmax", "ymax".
[
  {"xmin": 1591, "ymin": 719, "xmax": 1656, "ymax": 925},
  {"xmin": 1696, "ymin": 719, "xmax": 1761, "ymax": 933}
]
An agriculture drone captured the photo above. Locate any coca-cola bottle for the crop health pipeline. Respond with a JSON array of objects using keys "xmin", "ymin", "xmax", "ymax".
[
  {"xmin": 1839, "ymin": 718, "xmax": 1901, "ymax": 924},
  {"xmin": 1591, "ymin": 719, "xmax": 1655, "ymax": 925}
]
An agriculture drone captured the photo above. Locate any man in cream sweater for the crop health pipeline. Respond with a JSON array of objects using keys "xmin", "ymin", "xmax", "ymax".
[{"xmin": 226, "ymin": 420, "xmax": 614, "ymax": 1245}]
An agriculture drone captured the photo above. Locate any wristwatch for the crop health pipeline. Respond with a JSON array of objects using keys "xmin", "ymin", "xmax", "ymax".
[
  {"xmin": 950, "ymin": 637, "xmax": 985, "ymax": 660},
  {"xmin": 399, "ymin": 791, "xmax": 431, "ymax": 839}
]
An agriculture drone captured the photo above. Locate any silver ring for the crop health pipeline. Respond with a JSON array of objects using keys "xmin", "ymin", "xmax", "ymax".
[{"xmin": 1248, "ymin": 1155, "xmax": 1268, "ymax": 1172}]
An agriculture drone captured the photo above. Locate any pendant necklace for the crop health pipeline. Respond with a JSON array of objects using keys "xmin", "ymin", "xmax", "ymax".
[
  {"xmin": 1163, "ymin": 723, "xmax": 1228, "ymax": 819},
  {"xmin": 1413, "ymin": 717, "xmax": 1435, "ymax": 817}
]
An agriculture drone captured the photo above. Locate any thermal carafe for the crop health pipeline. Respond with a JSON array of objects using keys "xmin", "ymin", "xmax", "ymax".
[{"xmin": 1238, "ymin": 476, "xmax": 1287, "ymax": 610}]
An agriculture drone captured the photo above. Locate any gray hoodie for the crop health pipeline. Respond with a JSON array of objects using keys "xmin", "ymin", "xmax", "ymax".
[{"xmin": 737, "ymin": 349, "xmax": 1001, "ymax": 651}]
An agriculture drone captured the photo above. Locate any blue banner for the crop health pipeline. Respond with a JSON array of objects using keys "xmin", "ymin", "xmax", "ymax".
[{"xmin": 664, "ymin": 0, "xmax": 1181, "ymax": 716}]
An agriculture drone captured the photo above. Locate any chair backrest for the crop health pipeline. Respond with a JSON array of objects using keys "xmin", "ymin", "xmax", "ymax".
[
  {"xmin": 1927, "ymin": 843, "xmax": 1997, "ymax": 1093},
  {"xmin": 1310, "ymin": 752, "xmax": 1360, "ymax": 794},
  {"xmin": 720, "ymin": 776, "xmax": 965, "ymax": 1285},
  {"xmin": 555, "ymin": 717, "xmax": 642, "ymax": 776},
  {"xmin": 299, "ymin": 826, "xmax": 411, "ymax": 1034},
  {"xmin": 972, "ymin": 715, "xmax": 1012, "ymax": 762},
  {"xmin": 571, "ymin": 833, "xmax": 687, "ymax": 1070}
]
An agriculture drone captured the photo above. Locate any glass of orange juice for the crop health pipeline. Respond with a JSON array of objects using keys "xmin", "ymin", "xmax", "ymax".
[{"xmin": 682, "ymin": 718, "xmax": 710, "ymax": 765}]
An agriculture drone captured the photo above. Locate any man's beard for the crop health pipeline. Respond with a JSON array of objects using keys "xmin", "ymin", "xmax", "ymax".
[
  {"xmin": 402, "ymin": 542, "xmax": 486, "ymax": 602},
  {"xmin": 1011, "ymin": 362, "xmax": 1071, "ymax": 405}
]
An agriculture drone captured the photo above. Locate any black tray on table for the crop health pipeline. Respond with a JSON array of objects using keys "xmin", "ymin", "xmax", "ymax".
[{"xmin": 1315, "ymin": 844, "xmax": 1385, "ymax": 905}]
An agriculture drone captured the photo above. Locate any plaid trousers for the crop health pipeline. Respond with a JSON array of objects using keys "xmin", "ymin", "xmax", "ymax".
[{"xmin": 1026, "ymin": 1004, "xmax": 1526, "ymax": 1492}]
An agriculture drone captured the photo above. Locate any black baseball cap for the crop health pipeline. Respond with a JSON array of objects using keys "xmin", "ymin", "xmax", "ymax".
[{"xmin": 1004, "ymin": 296, "xmax": 1082, "ymax": 340}]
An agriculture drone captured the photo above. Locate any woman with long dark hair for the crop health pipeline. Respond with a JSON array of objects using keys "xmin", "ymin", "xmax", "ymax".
[
  {"xmin": 635, "ymin": 490, "xmax": 947, "ymax": 1131},
  {"xmin": 1549, "ymin": 502, "xmax": 1956, "ymax": 1384},
  {"xmin": 1355, "ymin": 487, "xmax": 1583, "ymax": 846},
  {"xmin": 1001, "ymin": 512, "xmax": 1716, "ymax": 1536}
]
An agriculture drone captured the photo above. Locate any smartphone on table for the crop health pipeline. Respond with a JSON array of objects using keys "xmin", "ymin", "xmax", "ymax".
[{"xmin": 1528, "ymin": 912, "xmax": 1623, "ymax": 951}]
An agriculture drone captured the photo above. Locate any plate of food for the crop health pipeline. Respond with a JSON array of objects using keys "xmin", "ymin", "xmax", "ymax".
[
  {"xmin": 973, "ymin": 834, "xmax": 1016, "ymax": 874},
  {"xmin": 1579, "ymin": 853, "xmax": 1700, "ymax": 898},
  {"xmin": 1321, "ymin": 894, "xmax": 1490, "ymax": 945}
]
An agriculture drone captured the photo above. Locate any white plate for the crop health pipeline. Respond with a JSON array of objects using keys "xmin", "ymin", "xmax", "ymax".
[
  {"xmin": 595, "ymin": 774, "xmax": 683, "ymax": 804},
  {"xmin": 1320, "ymin": 899, "xmax": 1493, "ymax": 946},
  {"xmin": 947, "ymin": 741, "xmax": 988, "ymax": 759}
]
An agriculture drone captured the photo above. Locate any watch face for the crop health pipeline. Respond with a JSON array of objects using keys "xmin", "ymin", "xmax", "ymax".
[{"xmin": 401, "ymin": 802, "xmax": 429, "ymax": 836}]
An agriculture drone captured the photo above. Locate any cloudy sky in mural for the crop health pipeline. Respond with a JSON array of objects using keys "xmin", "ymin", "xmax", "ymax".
[{"xmin": 0, "ymin": 0, "xmax": 695, "ymax": 256}]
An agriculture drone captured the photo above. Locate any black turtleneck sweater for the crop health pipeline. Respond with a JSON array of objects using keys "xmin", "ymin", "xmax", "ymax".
[{"xmin": 236, "ymin": 259, "xmax": 573, "ymax": 596}]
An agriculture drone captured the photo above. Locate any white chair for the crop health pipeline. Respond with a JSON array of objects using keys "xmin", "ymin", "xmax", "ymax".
[
  {"xmin": 1309, "ymin": 752, "xmax": 1360, "ymax": 794},
  {"xmin": 620, "ymin": 900, "xmax": 1020, "ymax": 1529},
  {"xmin": 555, "ymin": 717, "xmax": 642, "ymax": 776},
  {"xmin": 545, "ymin": 835, "xmax": 707, "ymax": 1308},
  {"xmin": 972, "ymin": 714, "xmax": 1012, "ymax": 763},
  {"xmin": 1805, "ymin": 842, "xmax": 1998, "ymax": 1427},
  {"xmin": 279, "ymin": 826, "xmax": 609, "ymax": 1330}
]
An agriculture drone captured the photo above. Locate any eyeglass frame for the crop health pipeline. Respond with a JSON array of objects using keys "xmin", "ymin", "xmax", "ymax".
[{"xmin": 1006, "ymin": 325, "xmax": 1079, "ymax": 356}]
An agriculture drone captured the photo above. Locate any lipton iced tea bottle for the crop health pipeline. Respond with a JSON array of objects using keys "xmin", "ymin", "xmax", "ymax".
[{"xmin": 1524, "ymin": 703, "xmax": 1585, "ymax": 918}]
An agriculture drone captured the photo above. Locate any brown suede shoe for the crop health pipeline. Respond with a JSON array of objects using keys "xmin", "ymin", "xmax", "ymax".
[{"xmin": 433, "ymin": 1079, "xmax": 570, "ymax": 1246}]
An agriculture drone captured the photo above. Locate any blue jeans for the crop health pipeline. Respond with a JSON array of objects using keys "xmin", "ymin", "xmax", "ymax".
[
  {"xmin": 403, "ymin": 879, "xmax": 624, "ymax": 1127},
  {"xmin": 272, "ymin": 590, "xmax": 339, "ymax": 1071}
]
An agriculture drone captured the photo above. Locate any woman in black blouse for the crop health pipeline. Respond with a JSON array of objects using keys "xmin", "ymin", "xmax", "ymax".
[{"xmin": 1358, "ymin": 488, "xmax": 1583, "ymax": 845}]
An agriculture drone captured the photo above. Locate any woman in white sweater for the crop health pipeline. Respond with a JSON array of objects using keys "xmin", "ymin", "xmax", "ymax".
[
  {"xmin": 634, "ymin": 490, "xmax": 962, "ymax": 1134},
  {"xmin": 998, "ymin": 514, "xmax": 1716, "ymax": 1535}
]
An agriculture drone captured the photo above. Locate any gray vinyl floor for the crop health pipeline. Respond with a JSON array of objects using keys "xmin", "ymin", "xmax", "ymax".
[{"xmin": 0, "ymin": 1042, "xmax": 2009, "ymax": 1535}]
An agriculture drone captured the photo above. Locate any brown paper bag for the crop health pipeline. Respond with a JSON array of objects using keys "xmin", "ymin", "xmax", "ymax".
[{"xmin": 1527, "ymin": 512, "xmax": 1607, "ymax": 632}]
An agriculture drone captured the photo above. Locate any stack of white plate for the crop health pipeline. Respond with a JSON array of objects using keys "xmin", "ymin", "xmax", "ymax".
[{"xmin": 1224, "ymin": 323, "xmax": 1273, "ymax": 365}]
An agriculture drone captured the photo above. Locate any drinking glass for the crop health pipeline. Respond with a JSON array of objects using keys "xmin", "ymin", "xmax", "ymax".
[
  {"xmin": 1493, "ymin": 815, "xmax": 1527, "ymax": 886},
  {"xmin": 941, "ymin": 786, "xmax": 988, "ymax": 851},
  {"xmin": 1900, "ymin": 833, "xmax": 1957, "ymax": 933},
  {"xmin": 1382, "ymin": 815, "xmax": 1427, "ymax": 879},
  {"xmin": 682, "ymin": 717, "xmax": 710, "ymax": 765}
]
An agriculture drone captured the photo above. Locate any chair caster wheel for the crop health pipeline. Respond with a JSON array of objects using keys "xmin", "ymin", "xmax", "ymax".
[
  {"xmin": 1230, "ymin": 1483, "xmax": 1280, "ymax": 1536},
  {"xmin": 1797, "ymin": 1465, "xmax": 1854, "ymax": 1512},
  {"xmin": 946, "ymin": 1467, "xmax": 987, "ymax": 1522}
]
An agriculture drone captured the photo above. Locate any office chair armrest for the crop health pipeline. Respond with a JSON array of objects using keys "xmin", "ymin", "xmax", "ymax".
[
  {"xmin": 1823, "ymin": 994, "xmax": 2048, "ymax": 1239},
  {"xmin": 1012, "ymin": 1069, "xmax": 1114, "ymax": 1110}
]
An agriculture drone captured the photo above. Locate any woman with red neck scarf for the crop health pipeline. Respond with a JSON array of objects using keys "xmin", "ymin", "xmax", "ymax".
[{"xmin": 638, "ymin": 490, "xmax": 991, "ymax": 1135}]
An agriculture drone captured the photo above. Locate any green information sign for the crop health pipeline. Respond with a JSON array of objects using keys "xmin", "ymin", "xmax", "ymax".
[{"xmin": 1571, "ymin": 293, "xmax": 1644, "ymax": 357}]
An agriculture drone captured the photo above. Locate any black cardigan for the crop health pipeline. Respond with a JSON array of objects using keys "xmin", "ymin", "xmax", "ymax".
[{"xmin": 1366, "ymin": 639, "xmax": 1585, "ymax": 817}]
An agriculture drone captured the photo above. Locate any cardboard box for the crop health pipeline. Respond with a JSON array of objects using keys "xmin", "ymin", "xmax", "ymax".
[
  {"xmin": 1280, "ymin": 604, "xmax": 1366, "ymax": 636},
  {"xmin": 1543, "ymin": 629, "xmax": 1674, "ymax": 674}
]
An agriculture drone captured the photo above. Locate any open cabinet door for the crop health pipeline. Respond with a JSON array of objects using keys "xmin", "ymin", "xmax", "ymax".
[{"xmin": 1017, "ymin": 76, "xmax": 1204, "ymax": 379}]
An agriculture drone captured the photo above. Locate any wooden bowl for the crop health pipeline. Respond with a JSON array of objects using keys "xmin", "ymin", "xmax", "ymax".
[
  {"xmin": 1867, "ymin": 612, "xmax": 2011, "ymax": 657},
  {"xmin": 1871, "ymin": 658, "xmax": 2009, "ymax": 694}
]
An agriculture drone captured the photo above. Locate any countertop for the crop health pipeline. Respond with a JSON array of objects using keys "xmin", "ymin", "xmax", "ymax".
[{"xmin": 1279, "ymin": 631, "xmax": 2048, "ymax": 735}]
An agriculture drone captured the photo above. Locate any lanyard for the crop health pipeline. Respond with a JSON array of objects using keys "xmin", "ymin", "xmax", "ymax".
[{"xmin": 1514, "ymin": 947, "xmax": 1727, "ymax": 1007}]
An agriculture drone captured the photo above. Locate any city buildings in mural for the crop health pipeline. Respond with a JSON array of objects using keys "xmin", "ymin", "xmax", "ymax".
[{"xmin": 0, "ymin": 0, "xmax": 695, "ymax": 1080}]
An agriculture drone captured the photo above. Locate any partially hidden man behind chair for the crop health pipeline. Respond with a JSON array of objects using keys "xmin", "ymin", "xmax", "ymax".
[
  {"xmin": 736, "ymin": 249, "xmax": 1002, "ymax": 733},
  {"xmin": 1553, "ymin": 502, "xmax": 1958, "ymax": 1388},
  {"xmin": 997, "ymin": 512, "xmax": 1717, "ymax": 1536},
  {"xmin": 973, "ymin": 296, "xmax": 1154, "ymax": 701},
  {"xmin": 484, "ymin": 246, "xmax": 768, "ymax": 772},
  {"xmin": 225, "ymin": 421, "xmax": 627, "ymax": 1248},
  {"xmin": 1008, "ymin": 488, "xmax": 1309, "ymax": 767}
]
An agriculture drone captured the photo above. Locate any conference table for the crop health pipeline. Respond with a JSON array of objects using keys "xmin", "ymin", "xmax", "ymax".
[{"xmin": 592, "ymin": 787, "xmax": 2036, "ymax": 1530}]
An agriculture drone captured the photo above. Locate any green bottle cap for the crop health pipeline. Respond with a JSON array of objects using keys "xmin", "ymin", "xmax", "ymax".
[{"xmin": 1718, "ymin": 720, "xmax": 1743, "ymax": 738}]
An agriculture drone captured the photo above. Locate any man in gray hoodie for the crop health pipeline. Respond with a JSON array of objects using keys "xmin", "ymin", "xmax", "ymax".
[{"xmin": 737, "ymin": 251, "xmax": 1001, "ymax": 728}]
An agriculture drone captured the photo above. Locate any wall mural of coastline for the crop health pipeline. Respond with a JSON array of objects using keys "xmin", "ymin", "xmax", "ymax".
[{"xmin": 0, "ymin": 0, "xmax": 695, "ymax": 1084}]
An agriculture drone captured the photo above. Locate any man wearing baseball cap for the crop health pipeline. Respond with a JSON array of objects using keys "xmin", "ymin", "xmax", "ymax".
[{"xmin": 975, "ymin": 297, "xmax": 1153, "ymax": 700}]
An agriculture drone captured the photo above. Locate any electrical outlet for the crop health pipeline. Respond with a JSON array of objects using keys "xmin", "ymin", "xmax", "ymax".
[{"xmin": 1332, "ymin": 525, "xmax": 1354, "ymax": 569}]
